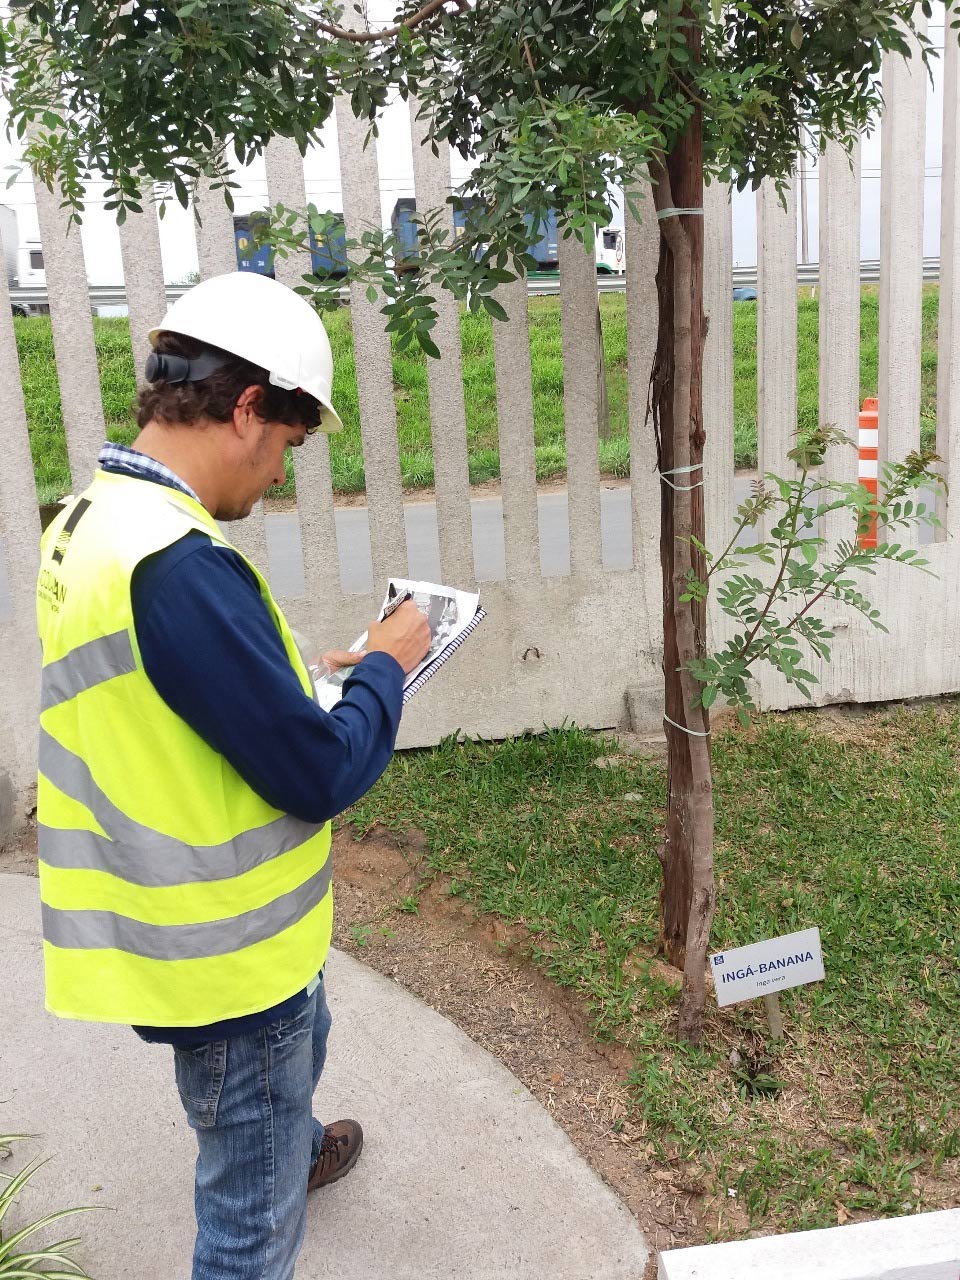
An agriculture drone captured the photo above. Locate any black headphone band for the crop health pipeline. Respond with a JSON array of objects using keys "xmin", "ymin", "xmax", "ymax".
[{"xmin": 144, "ymin": 349, "xmax": 231, "ymax": 385}]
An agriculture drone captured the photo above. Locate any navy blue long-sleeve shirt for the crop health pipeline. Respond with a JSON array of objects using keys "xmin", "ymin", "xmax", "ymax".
[
  {"xmin": 129, "ymin": 530, "xmax": 403, "ymax": 1045},
  {"xmin": 133, "ymin": 531, "xmax": 402, "ymax": 823}
]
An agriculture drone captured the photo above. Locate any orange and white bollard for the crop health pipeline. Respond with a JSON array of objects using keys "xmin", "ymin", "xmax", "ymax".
[{"xmin": 858, "ymin": 397, "xmax": 879, "ymax": 549}]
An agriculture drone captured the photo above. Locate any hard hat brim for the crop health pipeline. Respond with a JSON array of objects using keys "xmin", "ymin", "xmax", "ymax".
[{"xmin": 317, "ymin": 401, "xmax": 344, "ymax": 434}]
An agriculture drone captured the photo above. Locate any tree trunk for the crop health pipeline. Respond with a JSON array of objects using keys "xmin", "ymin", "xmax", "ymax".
[{"xmin": 648, "ymin": 19, "xmax": 716, "ymax": 1044}]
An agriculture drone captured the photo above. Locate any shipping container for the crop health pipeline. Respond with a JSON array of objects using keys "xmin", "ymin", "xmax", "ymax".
[
  {"xmin": 390, "ymin": 198, "xmax": 420, "ymax": 274},
  {"xmin": 233, "ymin": 212, "xmax": 275, "ymax": 275},
  {"xmin": 309, "ymin": 218, "xmax": 348, "ymax": 278},
  {"xmin": 233, "ymin": 212, "xmax": 348, "ymax": 279},
  {"xmin": 391, "ymin": 198, "xmax": 564, "ymax": 273}
]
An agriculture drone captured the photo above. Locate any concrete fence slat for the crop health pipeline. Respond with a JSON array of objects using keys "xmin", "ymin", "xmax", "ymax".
[
  {"xmin": 264, "ymin": 136, "xmax": 315, "ymax": 291},
  {"xmin": 213, "ymin": 503, "xmax": 268, "ymax": 581},
  {"xmin": 624, "ymin": 179, "xmax": 661, "ymax": 651},
  {"xmin": 193, "ymin": 167, "xmax": 273, "ymax": 575},
  {"xmin": 879, "ymin": 11, "xmax": 927, "ymax": 549},
  {"xmin": 558, "ymin": 229, "xmax": 603, "ymax": 576},
  {"xmin": 757, "ymin": 176, "xmax": 798, "ymax": 498},
  {"xmin": 408, "ymin": 100, "xmax": 475, "ymax": 587},
  {"xmin": 117, "ymin": 187, "xmax": 168, "ymax": 387},
  {"xmin": 937, "ymin": 25, "xmax": 960, "ymax": 541},
  {"xmin": 819, "ymin": 140, "xmax": 862, "ymax": 549},
  {"xmin": 0, "ymin": 238, "xmax": 41, "ymax": 836},
  {"xmin": 291, "ymin": 432, "xmax": 343, "ymax": 633},
  {"xmin": 335, "ymin": 97, "xmax": 408, "ymax": 592},
  {"xmin": 31, "ymin": 169, "xmax": 105, "ymax": 495},
  {"xmin": 193, "ymin": 172, "xmax": 238, "ymax": 280},
  {"xmin": 703, "ymin": 180, "xmax": 736, "ymax": 564},
  {"xmin": 265, "ymin": 137, "xmax": 341, "ymax": 615},
  {"xmin": 491, "ymin": 274, "xmax": 540, "ymax": 582},
  {"xmin": 703, "ymin": 180, "xmax": 736, "ymax": 657}
]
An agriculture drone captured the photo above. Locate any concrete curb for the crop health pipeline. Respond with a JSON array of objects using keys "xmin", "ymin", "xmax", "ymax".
[{"xmin": 658, "ymin": 1207, "xmax": 960, "ymax": 1280}]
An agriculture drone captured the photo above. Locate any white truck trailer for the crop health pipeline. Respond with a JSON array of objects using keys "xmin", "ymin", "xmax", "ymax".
[{"xmin": 1, "ymin": 204, "xmax": 45, "ymax": 315}]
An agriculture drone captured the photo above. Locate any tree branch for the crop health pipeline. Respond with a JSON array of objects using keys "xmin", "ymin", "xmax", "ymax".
[
  {"xmin": 703, "ymin": 512, "xmax": 756, "ymax": 583},
  {"xmin": 313, "ymin": 0, "xmax": 468, "ymax": 44},
  {"xmin": 523, "ymin": 38, "xmax": 563, "ymax": 140},
  {"xmin": 734, "ymin": 467, "xmax": 809, "ymax": 657},
  {"xmin": 732, "ymin": 546, "xmax": 863, "ymax": 676}
]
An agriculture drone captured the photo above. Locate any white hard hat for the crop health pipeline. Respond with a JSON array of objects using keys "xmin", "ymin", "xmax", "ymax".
[{"xmin": 148, "ymin": 272, "xmax": 343, "ymax": 433}]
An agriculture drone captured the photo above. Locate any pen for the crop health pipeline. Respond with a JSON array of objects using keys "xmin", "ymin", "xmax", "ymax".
[{"xmin": 380, "ymin": 588, "xmax": 413, "ymax": 621}]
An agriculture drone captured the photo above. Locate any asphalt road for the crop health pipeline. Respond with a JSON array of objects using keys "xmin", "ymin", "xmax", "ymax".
[
  {"xmin": 264, "ymin": 478, "xmax": 938, "ymax": 598},
  {"xmin": 3, "ymin": 478, "xmax": 936, "ymax": 623},
  {"xmin": 265, "ymin": 485, "xmax": 638, "ymax": 597},
  {"xmin": 267, "ymin": 481, "xmax": 687, "ymax": 598}
]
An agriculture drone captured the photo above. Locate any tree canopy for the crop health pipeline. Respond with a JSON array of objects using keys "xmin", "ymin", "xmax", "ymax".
[
  {"xmin": 2, "ymin": 1, "xmax": 952, "ymax": 249},
  {"xmin": 3, "ymin": 1, "xmax": 953, "ymax": 350}
]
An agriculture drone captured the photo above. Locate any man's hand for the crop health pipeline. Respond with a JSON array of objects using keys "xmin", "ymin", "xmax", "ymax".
[
  {"xmin": 321, "ymin": 649, "xmax": 365, "ymax": 673},
  {"xmin": 365, "ymin": 600, "xmax": 431, "ymax": 674}
]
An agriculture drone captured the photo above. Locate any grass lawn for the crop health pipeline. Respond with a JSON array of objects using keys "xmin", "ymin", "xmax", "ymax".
[
  {"xmin": 15, "ymin": 289, "xmax": 940, "ymax": 504},
  {"xmin": 345, "ymin": 705, "xmax": 960, "ymax": 1238}
]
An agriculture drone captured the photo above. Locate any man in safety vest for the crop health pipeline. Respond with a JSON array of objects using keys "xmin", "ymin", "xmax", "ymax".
[{"xmin": 35, "ymin": 271, "xmax": 431, "ymax": 1280}]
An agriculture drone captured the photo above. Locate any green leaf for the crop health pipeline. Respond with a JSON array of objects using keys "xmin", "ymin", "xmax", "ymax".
[
  {"xmin": 482, "ymin": 296, "xmax": 509, "ymax": 322},
  {"xmin": 701, "ymin": 685, "xmax": 718, "ymax": 710}
]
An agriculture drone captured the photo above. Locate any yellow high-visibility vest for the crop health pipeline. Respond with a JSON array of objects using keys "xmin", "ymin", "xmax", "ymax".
[{"xmin": 36, "ymin": 468, "xmax": 332, "ymax": 1026}]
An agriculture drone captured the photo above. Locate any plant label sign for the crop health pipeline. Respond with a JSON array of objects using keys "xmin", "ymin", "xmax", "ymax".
[{"xmin": 710, "ymin": 927, "xmax": 824, "ymax": 1008}]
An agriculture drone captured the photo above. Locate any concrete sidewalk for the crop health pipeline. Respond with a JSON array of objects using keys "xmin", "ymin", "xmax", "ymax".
[{"xmin": 0, "ymin": 872, "xmax": 648, "ymax": 1279}]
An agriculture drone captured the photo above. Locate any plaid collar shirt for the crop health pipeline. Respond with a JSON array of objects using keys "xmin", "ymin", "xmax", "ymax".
[{"xmin": 98, "ymin": 441, "xmax": 201, "ymax": 505}]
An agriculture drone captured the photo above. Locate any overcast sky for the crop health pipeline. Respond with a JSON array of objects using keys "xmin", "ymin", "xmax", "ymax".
[{"xmin": 0, "ymin": 11, "xmax": 950, "ymax": 283}]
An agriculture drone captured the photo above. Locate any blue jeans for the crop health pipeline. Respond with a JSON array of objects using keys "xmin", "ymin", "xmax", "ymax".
[{"xmin": 172, "ymin": 975, "xmax": 332, "ymax": 1280}]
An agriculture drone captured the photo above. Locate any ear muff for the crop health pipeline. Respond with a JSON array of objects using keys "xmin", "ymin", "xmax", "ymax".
[
  {"xmin": 144, "ymin": 352, "xmax": 190, "ymax": 384},
  {"xmin": 144, "ymin": 350, "xmax": 231, "ymax": 385}
]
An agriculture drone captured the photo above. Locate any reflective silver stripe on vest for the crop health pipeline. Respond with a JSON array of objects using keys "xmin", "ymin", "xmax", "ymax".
[
  {"xmin": 38, "ymin": 730, "xmax": 325, "ymax": 888},
  {"xmin": 41, "ymin": 631, "xmax": 137, "ymax": 713},
  {"xmin": 41, "ymin": 859, "xmax": 333, "ymax": 960}
]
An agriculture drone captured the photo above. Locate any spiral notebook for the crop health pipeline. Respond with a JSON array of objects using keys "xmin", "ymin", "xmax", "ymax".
[{"xmin": 313, "ymin": 578, "xmax": 485, "ymax": 710}]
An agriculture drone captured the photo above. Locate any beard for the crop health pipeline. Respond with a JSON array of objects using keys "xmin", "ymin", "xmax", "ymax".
[
  {"xmin": 214, "ymin": 423, "xmax": 275, "ymax": 520},
  {"xmin": 214, "ymin": 499, "xmax": 256, "ymax": 522}
]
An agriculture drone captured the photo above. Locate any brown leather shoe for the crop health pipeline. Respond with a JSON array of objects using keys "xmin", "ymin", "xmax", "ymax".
[{"xmin": 307, "ymin": 1119, "xmax": 363, "ymax": 1191}]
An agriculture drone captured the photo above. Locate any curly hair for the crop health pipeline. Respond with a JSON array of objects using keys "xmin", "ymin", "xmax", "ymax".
[{"xmin": 137, "ymin": 331, "xmax": 321, "ymax": 433}]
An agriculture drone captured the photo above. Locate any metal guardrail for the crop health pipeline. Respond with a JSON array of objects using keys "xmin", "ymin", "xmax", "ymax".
[
  {"xmin": 522, "ymin": 257, "xmax": 942, "ymax": 294},
  {"xmin": 733, "ymin": 258, "xmax": 942, "ymax": 288},
  {"xmin": 8, "ymin": 257, "xmax": 943, "ymax": 309}
]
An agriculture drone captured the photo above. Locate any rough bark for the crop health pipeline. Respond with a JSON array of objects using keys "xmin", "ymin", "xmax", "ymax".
[{"xmin": 648, "ymin": 26, "xmax": 716, "ymax": 1043}]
